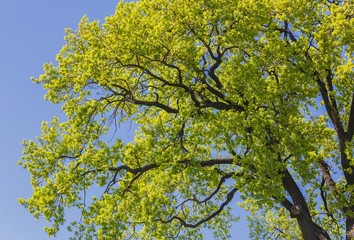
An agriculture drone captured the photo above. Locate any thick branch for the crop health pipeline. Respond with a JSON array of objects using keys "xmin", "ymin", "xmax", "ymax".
[
  {"xmin": 315, "ymin": 74, "xmax": 345, "ymax": 137},
  {"xmin": 318, "ymin": 160, "xmax": 339, "ymax": 196},
  {"xmin": 208, "ymin": 55, "xmax": 222, "ymax": 89},
  {"xmin": 280, "ymin": 197, "xmax": 294, "ymax": 213},
  {"xmin": 346, "ymin": 93, "xmax": 354, "ymax": 141},
  {"xmin": 282, "ymin": 169, "xmax": 332, "ymax": 239},
  {"xmin": 82, "ymin": 158, "xmax": 235, "ymax": 178},
  {"xmin": 282, "ymin": 169, "xmax": 322, "ymax": 240},
  {"xmin": 130, "ymin": 98, "xmax": 179, "ymax": 113},
  {"xmin": 276, "ymin": 21, "xmax": 297, "ymax": 43},
  {"xmin": 104, "ymin": 82, "xmax": 179, "ymax": 114}
]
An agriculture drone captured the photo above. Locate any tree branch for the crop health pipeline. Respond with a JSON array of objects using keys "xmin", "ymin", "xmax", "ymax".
[
  {"xmin": 315, "ymin": 74, "xmax": 345, "ymax": 137},
  {"xmin": 318, "ymin": 160, "xmax": 339, "ymax": 196},
  {"xmin": 346, "ymin": 93, "xmax": 354, "ymax": 141},
  {"xmin": 157, "ymin": 188, "xmax": 238, "ymax": 228},
  {"xmin": 176, "ymin": 171, "xmax": 235, "ymax": 209}
]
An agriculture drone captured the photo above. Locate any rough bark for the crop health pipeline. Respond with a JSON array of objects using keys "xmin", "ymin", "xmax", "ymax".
[{"xmin": 282, "ymin": 169, "xmax": 331, "ymax": 240}]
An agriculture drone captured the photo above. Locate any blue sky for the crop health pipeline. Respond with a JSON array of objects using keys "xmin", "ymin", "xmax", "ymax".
[
  {"xmin": 0, "ymin": 1, "xmax": 250, "ymax": 239},
  {"xmin": 0, "ymin": 1, "xmax": 116, "ymax": 239}
]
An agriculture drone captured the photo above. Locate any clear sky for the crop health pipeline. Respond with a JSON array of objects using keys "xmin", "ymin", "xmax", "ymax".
[
  {"xmin": 0, "ymin": 1, "xmax": 249, "ymax": 239},
  {"xmin": 0, "ymin": 1, "xmax": 117, "ymax": 239}
]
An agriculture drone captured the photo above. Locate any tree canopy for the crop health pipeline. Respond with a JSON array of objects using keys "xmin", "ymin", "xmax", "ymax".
[{"xmin": 20, "ymin": 0, "xmax": 354, "ymax": 239}]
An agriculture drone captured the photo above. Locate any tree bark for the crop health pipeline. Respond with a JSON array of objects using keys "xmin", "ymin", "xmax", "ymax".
[
  {"xmin": 346, "ymin": 213, "xmax": 354, "ymax": 240},
  {"xmin": 282, "ymin": 169, "xmax": 331, "ymax": 240}
]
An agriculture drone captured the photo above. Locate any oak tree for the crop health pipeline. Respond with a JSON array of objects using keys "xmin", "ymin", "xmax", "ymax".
[{"xmin": 20, "ymin": 0, "xmax": 354, "ymax": 239}]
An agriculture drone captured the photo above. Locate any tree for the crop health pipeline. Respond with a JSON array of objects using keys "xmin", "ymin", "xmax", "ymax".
[{"xmin": 19, "ymin": 0, "xmax": 354, "ymax": 239}]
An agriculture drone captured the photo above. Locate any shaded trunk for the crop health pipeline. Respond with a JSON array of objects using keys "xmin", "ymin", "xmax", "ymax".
[
  {"xmin": 346, "ymin": 213, "xmax": 354, "ymax": 240},
  {"xmin": 282, "ymin": 169, "xmax": 331, "ymax": 240}
]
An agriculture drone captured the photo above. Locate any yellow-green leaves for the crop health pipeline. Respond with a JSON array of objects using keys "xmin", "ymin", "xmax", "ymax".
[{"xmin": 21, "ymin": 0, "xmax": 354, "ymax": 239}]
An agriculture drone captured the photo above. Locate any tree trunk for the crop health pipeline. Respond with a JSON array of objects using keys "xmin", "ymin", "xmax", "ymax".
[
  {"xmin": 282, "ymin": 169, "xmax": 331, "ymax": 240},
  {"xmin": 346, "ymin": 216, "xmax": 354, "ymax": 240}
]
